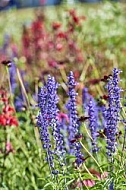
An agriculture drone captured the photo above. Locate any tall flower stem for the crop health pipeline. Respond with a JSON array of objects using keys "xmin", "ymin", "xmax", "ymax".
[
  {"xmin": 83, "ymin": 123, "xmax": 93, "ymax": 141},
  {"xmin": 80, "ymin": 141, "xmax": 103, "ymax": 174},
  {"xmin": 16, "ymin": 68, "xmax": 30, "ymax": 108},
  {"xmin": 1, "ymin": 127, "xmax": 7, "ymax": 184},
  {"xmin": 83, "ymin": 163, "xmax": 94, "ymax": 179},
  {"xmin": 5, "ymin": 66, "xmax": 15, "ymax": 109}
]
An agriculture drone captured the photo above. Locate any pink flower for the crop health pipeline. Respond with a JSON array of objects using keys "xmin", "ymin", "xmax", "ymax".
[
  {"xmin": 76, "ymin": 179, "xmax": 95, "ymax": 188},
  {"xmin": 56, "ymin": 43, "xmax": 63, "ymax": 51},
  {"xmin": 57, "ymin": 112, "xmax": 69, "ymax": 123},
  {"xmin": 73, "ymin": 168, "xmax": 108, "ymax": 188},
  {"xmin": 48, "ymin": 60, "xmax": 57, "ymax": 67},
  {"xmin": 6, "ymin": 142, "xmax": 15, "ymax": 154},
  {"xmin": 48, "ymin": 41, "xmax": 54, "ymax": 50}
]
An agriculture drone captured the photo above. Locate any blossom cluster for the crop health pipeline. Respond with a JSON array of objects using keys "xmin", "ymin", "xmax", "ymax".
[
  {"xmin": 21, "ymin": 9, "xmax": 85, "ymax": 67},
  {"xmin": 105, "ymin": 68, "xmax": 122, "ymax": 157},
  {"xmin": 0, "ymin": 89, "xmax": 18, "ymax": 127},
  {"xmin": 37, "ymin": 68, "xmax": 123, "ymax": 180},
  {"xmin": 37, "ymin": 75, "xmax": 65, "ymax": 174}
]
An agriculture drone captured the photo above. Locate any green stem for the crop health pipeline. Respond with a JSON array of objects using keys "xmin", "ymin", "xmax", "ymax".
[
  {"xmin": 6, "ymin": 66, "xmax": 15, "ymax": 108},
  {"xmin": 59, "ymin": 67, "xmax": 67, "ymax": 83},
  {"xmin": 16, "ymin": 68, "xmax": 30, "ymax": 108},
  {"xmin": 83, "ymin": 123, "xmax": 93, "ymax": 141},
  {"xmin": 80, "ymin": 141, "xmax": 103, "ymax": 174},
  {"xmin": 79, "ymin": 60, "xmax": 89, "ymax": 82},
  {"xmin": 83, "ymin": 163, "xmax": 94, "ymax": 179}
]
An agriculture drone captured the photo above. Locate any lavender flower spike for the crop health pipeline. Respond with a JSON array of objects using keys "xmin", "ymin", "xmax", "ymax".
[
  {"xmin": 67, "ymin": 71, "xmax": 84, "ymax": 166},
  {"xmin": 88, "ymin": 97, "xmax": 99, "ymax": 153},
  {"xmin": 37, "ymin": 75, "xmax": 65, "ymax": 174},
  {"xmin": 106, "ymin": 68, "xmax": 122, "ymax": 157},
  {"xmin": 46, "ymin": 76, "xmax": 65, "ymax": 160},
  {"xmin": 37, "ymin": 85, "xmax": 55, "ymax": 173},
  {"xmin": 82, "ymin": 87, "xmax": 92, "ymax": 114},
  {"xmin": 9, "ymin": 62, "xmax": 17, "ymax": 94}
]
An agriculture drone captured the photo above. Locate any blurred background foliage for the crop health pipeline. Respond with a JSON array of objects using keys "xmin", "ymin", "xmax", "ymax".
[{"xmin": 0, "ymin": 1, "xmax": 126, "ymax": 189}]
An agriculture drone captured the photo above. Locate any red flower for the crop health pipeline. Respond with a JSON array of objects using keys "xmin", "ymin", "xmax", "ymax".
[
  {"xmin": 48, "ymin": 60, "xmax": 57, "ymax": 67},
  {"xmin": 80, "ymin": 15, "xmax": 87, "ymax": 20},
  {"xmin": 3, "ymin": 105, "xmax": 15, "ymax": 114},
  {"xmin": 47, "ymin": 41, "xmax": 54, "ymax": 50},
  {"xmin": 52, "ymin": 22, "xmax": 61, "ymax": 30},
  {"xmin": 9, "ymin": 116, "xmax": 18, "ymax": 127},
  {"xmin": 0, "ymin": 89, "xmax": 18, "ymax": 127},
  {"xmin": 76, "ymin": 54, "xmax": 84, "ymax": 62},
  {"xmin": 73, "ymin": 15, "xmax": 79, "ymax": 24},
  {"xmin": 57, "ymin": 32, "xmax": 67, "ymax": 39},
  {"xmin": 0, "ymin": 114, "xmax": 6, "ymax": 126},
  {"xmin": 69, "ymin": 9, "xmax": 76, "ymax": 17},
  {"xmin": 0, "ymin": 98, "xmax": 8, "ymax": 103},
  {"xmin": 0, "ymin": 114, "xmax": 18, "ymax": 127},
  {"xmin": 32, "ymin": 21, "xmax": 44, "ymax": 32}
]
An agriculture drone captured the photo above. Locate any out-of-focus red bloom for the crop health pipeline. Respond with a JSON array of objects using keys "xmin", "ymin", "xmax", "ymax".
[
  {"xmin": 74, "ymin": 71, "xmax": 80, "ymax": 79},
  {"xmin": 52, "ymin": 22, "xmax": 61, "ymax": 30},
  {"xmin": 32, "ymin": 20, "xmax": 44, "ymax": 33},
  {"xmin": 3, "ymin": 105, "xmax": 15, "ymax": 114},
  {"xmin": 47, "ymin": 41, "xmax": 54, "ymax": 50},
  {"xmin": 0, "ymin": 114, "xmax": 6, "ymax": 126},
  {"xmin": 0, "ymin": 89, "xmax": 18, "ymax": 127},
  {"xmin": 76, "ymin": 54, "xmax": 84, "ymax": 62},
  {"xmin": 73, "ymin": 15, "xmax": 79, "ymax": 24},
  {"xmin": 69, "ymin": 9, "xmax": 76, "ymax": 17},
  {"xmin": 68, "ymin": 41, "xmax": 76, "ymax": 49},
  {"xmin": 56, "ymin": 43, "xmax": 63, "ymax": 51},
  {"xmin": 69, "ymin": 9, "xmax": 85, "ymax": 25},
  {"xmin": 0, "ymin": 114, "xmax": 18, "ymax": 127},
  {"xmin": 80, "ymin": 15, "xmax": 87, "ymax": 20},
  {"xmin": 9, "ymin": 116, "xmax": 18, "ymax": 127},
  {"xmin": 0, "ymin": 98, "xmax": 8, "ymax": 103},
  {"xmin": 57, "ymin": 32, "xmax": 67, "ymax": 39},
  {"xmin": 68, "ymin": 24, "xmax": 74, "ymax": 33},
  {"xmin": 48, "ymin": 60, "xmax": 57, "ymax": 67},
  {"xmin": 0, "ymin": 89, "xmax": 7, "ymax": 97}
]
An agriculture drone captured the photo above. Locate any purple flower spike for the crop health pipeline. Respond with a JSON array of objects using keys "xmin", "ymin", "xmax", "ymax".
[
  {"xmin": 46, "ymin": 76, "xmax": 65, "ymax": 158},
  {"xmin": 37, "ymin": 75, "xmax": 65, "ymax": 174},
  {"xmin": 67, "ymin": 71, "xmax": 84, "ymax": 166},
  {"xmin": 106, "ymin": 68, "xmax": 122, "ymax": 157},
  {"xmin": 82, "ymin": 87, "xmax": 92, "ymax": 113},
  {"xmin": 9, "ymin": 62, "xmax": 17, "ymax": 94},
  {"xmin": 37, "ymin": 85, "xmax": 55, "ymax": 173},
  {"xmin": 109, "ymin": 182, "xmax": 114, "ymax": 190},
  {"xmin": 88, "ymin": 98, "xmax": 99, "ymax": 153}
]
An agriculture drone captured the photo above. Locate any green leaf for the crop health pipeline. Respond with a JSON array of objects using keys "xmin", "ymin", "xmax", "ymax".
[
  {"xmin": 81, "ymin": 173, "xmax": 98, "ymax": 180},
  {"xmin": 43, "ymin": 182, "xmax": 55, "ymax": 189}
]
